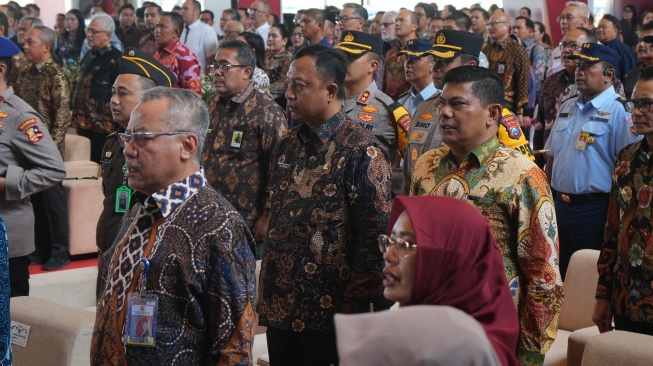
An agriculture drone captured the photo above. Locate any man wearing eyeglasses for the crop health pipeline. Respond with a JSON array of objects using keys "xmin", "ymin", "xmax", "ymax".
[
  {"xmin": 72, "ymin": 12, "xmax": 123, "ymax": 163},
  {"xmin": 338, "ymin": 3, "xmax": 367, "ymax": 32},
  {"xmin": 92, "ymin": 86, "xmax": 256, "ymax": 365},
  {"xmin": 370, "ymin": 11, "xmax": 384, "ymax": 37},
  {"xmin": 202, "ymin": 40, "xmax": 286, "ymax": 258},
  {"xmin": 249, "ymin": 0, "xmax": 271, "ymax": 49},
  {"xmin": 546, "ymin": 1, "xmax": 590, "ymax": 77},
  {"xmin": 223, "ymin": 20, "xmax": 244, "ymax": 42},
  {"xmin": 545, "ymin": 43, "xmax": 641, "ymax": 280},
  {"xmin": 380, "ymin": 11, "xmax": 398, "ymax": 50},
  {"xmin": 594, "ymin": 67, "xmax": 653, "ymax": 337},
  {"xmin": 623, "ymin": 25, "xmax": 653, "ymax": 99},
  {"xmin": 179, "ymin": 0, "xmax": 219, "ymax": 71},
  {"xmin": 414, "ymin": 3, "xmax": 435, "ymax": 40}
]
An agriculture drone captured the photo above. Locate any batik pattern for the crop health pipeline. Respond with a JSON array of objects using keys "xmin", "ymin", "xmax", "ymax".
[{"xmin": 154, "ymin": 40, "xmax": 202, "ymax": 96}]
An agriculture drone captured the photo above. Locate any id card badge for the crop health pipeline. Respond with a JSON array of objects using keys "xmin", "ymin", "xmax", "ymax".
[
  {"xmin": 576, "ymin": 131, "xmax": 590, "ymax": 150},
  {"xmin": 115, "ymin": 186, "xmax": 131, "ymax": 213},
  {"xmin": 231, "ymin": 130, "xmax": 243, "ymax": 148},
  {"xmin": 497, "ymin": 62, "xmax": 506, "ymax": 74},
  {"xmin": 125, "ymin": 292, "xmax": 158, "ymax": 347}
]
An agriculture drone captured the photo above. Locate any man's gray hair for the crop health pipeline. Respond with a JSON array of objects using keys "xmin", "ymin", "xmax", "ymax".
[
  {"xmin": 32, "ymin": 25, "xmax": 55, "ymax": 52},
  {"xmin": 138, "ymin": 87, "xmax": 209, "ymax": 161},
  {"xmin": 384, "ymin": 10, "xmax": 398, "ymax": 20},
  {"xmin": 91, "ymin": 12, "xmax": 115, "ymax": 34},
  {"xmin": 342, "ymin": 3, "xmax": 368, "ymax": 21},
  {"xmin": 20, "ymin": 16, "xmax": 42, "ymax": 27},
  {"xmin": 566, "ymin": 1, "xmax": 590, "ymax": 18}
]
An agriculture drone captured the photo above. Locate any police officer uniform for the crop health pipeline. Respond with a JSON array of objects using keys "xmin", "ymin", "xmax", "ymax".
[
  {"xmin": 545, "ymin": 42, "xmax": 641, "ymax": 278},
  {"xmin": 336, "ymin": 31, "xmax": 411, "ymax": 165},
  {"xmin": 397, "ymin": 39, "xmax": 438, "ymax": 116},
  {"xmin": 96, "ymin": 48, "xmax": 176, "ymax": 256},
  {"xmin": 0, "ymin": 37, "xmax": 66, "ymax": 296}
]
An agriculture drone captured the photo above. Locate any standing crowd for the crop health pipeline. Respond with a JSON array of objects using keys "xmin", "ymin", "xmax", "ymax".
[{"xmin": 0, "ymin": 0, "xmax": 652, "ymax": 365}]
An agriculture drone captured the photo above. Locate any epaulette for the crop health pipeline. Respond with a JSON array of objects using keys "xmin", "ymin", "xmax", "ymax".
[
  {"xmin": 397, "ymin": 90, "xmax": 410, "ymax": 100},
  {"xmin": 387, "ymin": 101, "xmax": 411, "ymax": 132},
  {"xmin": 615, "ymin": 96, "xmax": 630, "ymax": 111},
  {"xmin": 425, "ymin": 91, "xmax": 441, "ymax": 101}
]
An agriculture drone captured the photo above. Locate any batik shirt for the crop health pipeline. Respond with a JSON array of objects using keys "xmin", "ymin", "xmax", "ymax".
[
  {"xmin": 597, "ymin": 139, "xmax": 653, "ymax": 323},
  {"xmin": 258, "ymin": 112, "xmax": 392, "ymax": 334},
  {"xmin": 8, "ymin": 51, "xmax": 28, "ymax": 91},
  {"xmin": 202, "ymin": 81, "xmax": 287, "ymax": 230},
  {"xmin": 56, "ymin": 34, "xmax": 82, "ymax": 62},
  {"xmin": 483, "ymin": 37, "xmax": 531, "ymax": 115},
  {"xmin": 138, "ymin": 32, "xmax": 157, "ymax": 56},
  {"xmin": 265, "ymin": 49, "xmax": 292, "ymax": 99},
  {"xmin": 411, "ymin": 136, "xmax": 564, "ymax": 365},
  {"xmin": 92, "ymin": 170, "xmax": 256, "ymax": 365},
  {"xmin": 383, "ymin": 40, "xmax": 411, "ymax": 100},
  {"xmin": 115, "ymin": 26, "xmax": 144, "ymax": 49},
  {"xmin": 15, "ymin": 58, "xmax": 71, "ymax": 157},
  {"xmin": 523, "ymin": 38, "xmax": 547, "ymax": 95},
  {"xmin": 72, "ymin": 45, "xmax": 121, "ymax": 135},
  {"xmin": 153, "ymin": 40, "xmax": 202, "ymax": 96}
]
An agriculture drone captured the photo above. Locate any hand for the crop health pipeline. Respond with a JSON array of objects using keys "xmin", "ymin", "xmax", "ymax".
[
  {"xmin": 592, "ymin": 298, "xmax": 614, "ymax": 333},
  {"xmin": 253, "ymin": 212, "xmax": 269, "ymax": 243},
  {"xmin": 517, "ymin": 114, "xmax": 531, "ymax": 129},
  {"xmin": 534, "ymin": 121, "xmax": 544, "ymax": 130}
]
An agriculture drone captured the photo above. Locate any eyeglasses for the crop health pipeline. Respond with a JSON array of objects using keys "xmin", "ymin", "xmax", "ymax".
[
  {"xmin": 381, "ymin": 22, "xmax": 395, "ymax": 28},
  {"xmin": 248, "ymin": 8, "xmax": 266, "ymax": 15},
  {"xmin": 335, "ymin": 15, "xmax": 361, "ymax": 23},
  {"xmin": 559, "ymin": 41, "xmax": 581, "ymax": 51},
  {"xmin": 118, "ymin": 131, "xmax": 192, "ymax": 148},
  {"xmin": 486, "ymin": 20, "xmax": 506, "ymax": 27},
  {"xmin": 292, "ymin": 32, "xmax": 303, "ymax": 37},
  {"xmin": 625, "ymin": 99, "xmax": 653, "ymax": 114},
  {"xmin": 556, "ymin": 14, "xmax": 576, "ymax": 23},
  {"xmin": 86, "ymin": 28, "xmax": 109, "ymax": 35},
  {"xmin": 378, "ymin": 234, "xmax": 417, "ymax": 258},
  {"xmin": 208, "ymin": 62, "xmax": 248, "ymax": 74}
]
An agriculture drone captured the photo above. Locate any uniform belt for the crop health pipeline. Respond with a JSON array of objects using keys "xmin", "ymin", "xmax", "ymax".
[{"xmin": 554, "ymin": 190, "xmax": 609, "ymax": 204}]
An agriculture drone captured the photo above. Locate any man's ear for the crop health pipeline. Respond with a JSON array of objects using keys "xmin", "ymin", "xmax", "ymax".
[
  {"xmin": 180, "ymin": 134, "xmax": 199, "ymax": 161},
  {"xmin": 487, "ymin": 103, "xmax": 502, "ymax": 127},
  {"xmin": 326, "ymin": 82, "xmax": 338, "ymax": 101}
]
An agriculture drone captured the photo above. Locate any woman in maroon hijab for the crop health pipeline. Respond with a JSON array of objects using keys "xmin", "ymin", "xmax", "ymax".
[{"xmin": 381, "ymin": 196, "xmax": 519, "ymax": 366}]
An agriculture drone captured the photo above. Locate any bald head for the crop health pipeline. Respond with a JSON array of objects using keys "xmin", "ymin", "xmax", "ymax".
[
  {"xmin": 488, "ymin": 11, "xmax": 510, "ymax": 42},
  {"xmin": 224, "ymin": 20, "xmax": 243, "ymax": 40}
]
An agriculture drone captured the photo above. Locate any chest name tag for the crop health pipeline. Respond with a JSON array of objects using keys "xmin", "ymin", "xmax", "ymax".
[
  {"xmin": 277, "ymin": 163, "xmax": 291, "ymax": 170},
  {"xmin": 576, "ymin": 131, "xmax": 590, "ymax": 150},
  {"xmin": 559, "ymin": 113, "xmax": 570, "ymax": 118},
  {"xmin": 231, "ymin": 130, "xmax": 243, "ymax": 148}
]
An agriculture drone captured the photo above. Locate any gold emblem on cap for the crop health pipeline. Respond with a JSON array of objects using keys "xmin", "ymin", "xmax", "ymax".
[
  {"xmin": 408, "ymin": 40, "xmax": 413, "ymax": 45},
  {"xmin": 344, "ymin": 32, "xmax": 354, "ymax": 42},
  {"xmin": 436, "ymin": 33, "xmax": 446, "ymax": 44},
  {"xmin": 128, "ymin": 50, "xmax": 135, "ymax": 56},
  {"xmin": 583, "ymin": 43, "xmax": 590, "ymax": 48}
]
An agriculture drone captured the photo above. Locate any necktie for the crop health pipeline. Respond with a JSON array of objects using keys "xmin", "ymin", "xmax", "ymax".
[{"xmin": 184, "ymin": 25, "xmax": 190, "ymax": 43}]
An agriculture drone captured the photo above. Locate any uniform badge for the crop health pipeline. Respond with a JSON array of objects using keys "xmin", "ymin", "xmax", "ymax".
[
  {"xmin": 358, "ymin": 113, "xmax": 375, "ymax": 122},
  {"xmin": 358, "ymin": 91, "xmax": 370, "ymax": 103},
  {"xmin": 415, "ymin": 132, "xmax": 425, "ymax": 142},
  {"xmin": 596, "ymin": 111, "xmax": 610, "ymax": 116},
  {"xmin": 587, "ymin": 136, "xmax": 595, "ymax": 144},
  {"xmin": 397, "ymin": 114, "xmax": 411, "ymax": 132},
  {"xmin": 411, "ymin": 147, "xmax": 418, "ymax": 161},
  {"xmin": 420, "ymin": 112, "xmax": 434, "ymax": 120},
  {"xmin": 25, "ymin": 125, "xmax": 43, "ymax": 143},
  {"xmin": 17, "ymin": 118, "xmax": 36, "ymax": 131},
  {"xmin": 0, "ymin": 124, "xmax": 4, "ymax": 129},
  {"xmin": 231, "ymin": 130, "xmax": 243, "ymax": 148},
  {"xmin": 500, "ymin": 113, "xmax": 521, "ymax": 139},
  {"xmin": 0, "ymin": 110, "xmax": 7, "ymax": 121},
  {"xmin": 361, "ymin": 104, "xmax": 378, "ymax": 113}
]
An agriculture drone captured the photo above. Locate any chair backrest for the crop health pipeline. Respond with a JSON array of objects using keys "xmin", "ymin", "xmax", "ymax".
[
  {"xmin": 64, "ymin": 134, "xmax": 91, "ymax": 162},
  {"xmin": 558, "ymin": 249, "xmax": 600, "ymax": 331}
]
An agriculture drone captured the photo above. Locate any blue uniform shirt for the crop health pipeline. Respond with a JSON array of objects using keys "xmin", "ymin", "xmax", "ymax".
[
  {"xmin": 398, "ymin": 82, "xmax": 439, "ymax": 116},
  {"xmin": 545, "ymin": 85, "xmax": 640, "ymax": 194}
]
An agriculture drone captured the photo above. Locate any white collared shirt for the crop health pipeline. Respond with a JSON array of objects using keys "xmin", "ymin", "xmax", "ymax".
[
  {"xmin": 256, "ymin": 22, "xmax": 271, "ymax": 49},
  {"xmin": 180, "ymin": 19, "xmax": 219, "ymax": 70}
]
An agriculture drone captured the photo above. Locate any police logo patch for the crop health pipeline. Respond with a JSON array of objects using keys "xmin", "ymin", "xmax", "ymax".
[
  {"xmin": 17, "ymin": 118, "xmax": 36, "ymax": 131},
  {"xmin": 25, "ymin": 125, "xmax": 43, "ymax": 143},
  {"xmin": 500, "ymin": 113, "xmax": 522, "ymax": 139},
  {"xmin": 358, "ymin": 113, "xmax": 375, "ymax": 122},
  {"xmin": 361, "ymin": 104, "xmax": 378, "ymax": 113}
]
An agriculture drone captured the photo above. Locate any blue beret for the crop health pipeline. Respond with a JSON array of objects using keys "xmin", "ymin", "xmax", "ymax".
[{"xmin": 0, "ymin": 36, "xmax": 20, "ymax": 57}]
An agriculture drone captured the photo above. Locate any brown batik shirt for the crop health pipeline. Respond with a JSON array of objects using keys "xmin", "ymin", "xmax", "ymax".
[
  {"xmin": 15, "ymin": 58, "xmax": 71, "ymax": 157},
  {"xmin": 383, "ymin": 40, "xmax": 411, "ymax": 100},
  {"xmin": 202, "ymin": 81, "xmax": 287, "ymax": 230},
  {"xmin": 483, "ymin": 37, "xmax": 531, "ymax": 115},
  {"xmin": 71, "ymin": 45, "xmax": 122, "ymax": 135},
  {"xmin": 257, "ymin": 111, "xmax": 392, "ymax": 334}
]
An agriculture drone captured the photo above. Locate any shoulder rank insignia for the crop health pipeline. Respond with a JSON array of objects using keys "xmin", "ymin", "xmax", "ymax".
[
  {"xmin": 358, "ymin": 91, "xmax": 370, "ymax": 103},
  {"xmin": 420, "ymin": 112, "xmax": 434, "ymax": 120},
  {"xmin": 361, "ymin": 104, "xmax": 378, "ymax": 113},
  {"xmin": 616, "ymin": 96, "xmax": 630, "ymax": 111},
  {"xmin": 358, "ymin": 113, "xmax": 375, "ymax": 122}
]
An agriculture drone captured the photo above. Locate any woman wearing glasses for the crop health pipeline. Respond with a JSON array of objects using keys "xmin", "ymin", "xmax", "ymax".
[{"xmin": 379, "ymin": 196, "xmax": 519, "ymax": 366}]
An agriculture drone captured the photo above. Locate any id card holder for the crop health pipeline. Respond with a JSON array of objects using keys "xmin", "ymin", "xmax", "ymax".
[
  {"xmin": 576, "ymin": 131, "xmax": 590, "ymax": 150},
  {"xmin": 125, "ymin": 292, "xmax": 158, "ymax": 347},
  {"xmin": 497, "ymin": 62, "xmax": 506, "ymax": 74},
  {"xmin": 115, "ymin": 186, "xmax": 131, "ymax": 213}
]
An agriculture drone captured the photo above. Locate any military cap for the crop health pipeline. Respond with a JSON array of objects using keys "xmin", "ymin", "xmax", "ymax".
[
  {"xmin": 325, "ymin": 11, "xmax": 337, "ymax": 25},
  {"xmin": 398, "ymin": 39, "xmax": 435, "ymax": 58},
  {"xmin": 566, "ymin": 42, "xmax": 620, "ymax": 69},
  {"xmin": 336, "ymin": 31, "xmax": 384, "ymax": 55},
  {"xmin": 643, "ymin": 35, "xmax": 653, "ymax": 44},
  {"xmin": 119, "ymin": 47, "xmax": 176, "ymax": 87},
  {"xmin": 0, "ymin": 36, "xmax": 19, "ymax": 57},
  {"xmin": 430, "ymin": 30, "xmax": 484, "ymax": 59}
]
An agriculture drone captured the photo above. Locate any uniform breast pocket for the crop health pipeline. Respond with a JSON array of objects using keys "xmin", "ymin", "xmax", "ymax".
[{"xmin": 581, "ymin": 121, "xmax": 609, "ymax": 152}]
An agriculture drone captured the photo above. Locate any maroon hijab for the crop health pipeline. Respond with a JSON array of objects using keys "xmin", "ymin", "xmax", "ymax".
[{"xmin": 389, "ymin": 196, "xmax": 519, "ymax": 366}]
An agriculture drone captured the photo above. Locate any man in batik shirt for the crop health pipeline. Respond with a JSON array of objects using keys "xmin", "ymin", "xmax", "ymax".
[
  {"xmin": 594, "ymin": 68, "xmax": 653, "ymax": 336},
  {"xmin": 17, "ymin": 26, "xmax": 72, "ymax": 270},
  {"xmin": 92, "ymin": 87, "xmax": 255, "ymax": 365},
  {"xmin": 483, "ymin": 11, "xmax": 531, "ymax": 129},
  {"xmin": 258, "ymin": 45, "xmax": 392, "ymax": 365},
  {"xmin": 383, "ymin": 9, "xmax": 418, "ymax": 100},
  {"xmin": 71, "ymin": 13, "xmax": 122, "ymax": 162},
  {"xmin": 202, "ymin": 40, "xmax": 286, "ymax": 257},
  {"xmin": 138, "ymin": 4, "xmax": 161, "ymax": 56},
  {"xmin": 411, "ymin": 66, "xmax": 563, "ymax": 365},
  {"xmin": 153, "ymin": 12, "xmax": 202, "ymax": 96}
]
